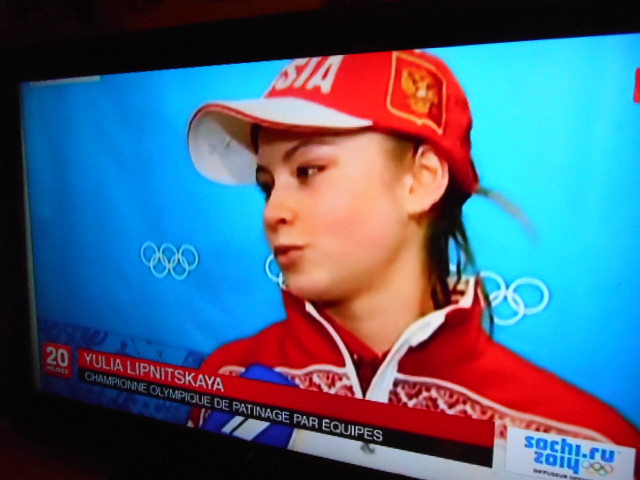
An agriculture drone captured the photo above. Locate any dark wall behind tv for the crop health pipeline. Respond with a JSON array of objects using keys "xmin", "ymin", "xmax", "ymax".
[
  {"xmin": 0, "ymin": 66, "xmax": 27, "ymax": 416},
  {"xmin": 0, "ymin": 0, "xmax": 329, "ymax": 48}
]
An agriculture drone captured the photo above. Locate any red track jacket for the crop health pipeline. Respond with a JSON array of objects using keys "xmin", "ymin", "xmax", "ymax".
[{"xmin": 192, "ymin": 277, "xmax": 639, "ymax": 465}]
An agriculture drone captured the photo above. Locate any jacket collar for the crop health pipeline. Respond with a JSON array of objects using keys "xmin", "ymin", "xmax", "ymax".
[{"xmin": 280, "ymin": 277, "xmax": 486, "ymax": 398}]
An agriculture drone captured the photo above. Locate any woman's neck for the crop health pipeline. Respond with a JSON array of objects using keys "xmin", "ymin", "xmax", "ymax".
[{"xmin": 318, "ymin": 265, "xmax": 434, "ymax": 354}]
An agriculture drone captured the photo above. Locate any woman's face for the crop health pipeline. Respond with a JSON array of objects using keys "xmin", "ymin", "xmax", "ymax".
[{"xmin": 256, "ymin": 128, "xmax": 424, "ymax": 304}]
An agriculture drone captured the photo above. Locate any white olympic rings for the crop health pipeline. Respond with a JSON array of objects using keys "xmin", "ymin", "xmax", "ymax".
[
  {"xmin": 265, "ymin": 254, "xmax": 286, "ymax": 289},
  {"xmin": 479, "ymin": 270, "xmax": 549, "ymax": 326},
  {"xmin": 140, "ymin": 242, "xmax": 199, "ymax": 280}
]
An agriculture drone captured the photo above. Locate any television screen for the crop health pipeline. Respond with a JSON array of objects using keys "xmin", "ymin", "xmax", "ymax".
[{"xmin": 18, "ymin": 29, "xmax": 640, "ymax": 480}]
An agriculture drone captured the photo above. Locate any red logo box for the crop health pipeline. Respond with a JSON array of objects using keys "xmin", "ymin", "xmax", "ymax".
[{"xmin": 43, "ymin": 342, "xmax": 73, "ymax": 379}]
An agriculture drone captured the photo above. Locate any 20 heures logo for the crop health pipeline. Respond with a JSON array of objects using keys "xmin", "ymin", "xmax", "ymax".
[
  {"xmin": 524, "ymin": 435, "xmax": 617, "ymax": 476},
  {"xmin": 43, "ymin": 342, "xmax": 73, "ymax": 379}
]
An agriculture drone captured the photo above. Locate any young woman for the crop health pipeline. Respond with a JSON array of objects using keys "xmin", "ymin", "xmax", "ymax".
[{"xmin": 187, "ymin": 50, "xmax": 639, "ymax": 472}]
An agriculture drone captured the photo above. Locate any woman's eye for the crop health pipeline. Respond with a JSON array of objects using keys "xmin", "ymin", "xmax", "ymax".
[
  {"xmin": 257, "ymin": 181, "xmax": 273, "ymax": 199},
  {"xmin": 255, "ymin": 168, "xmax": 274, "ymax": 199},
  {"xmin": 296, "ymin": 165, "xmax": 323, "ymax": 181}
]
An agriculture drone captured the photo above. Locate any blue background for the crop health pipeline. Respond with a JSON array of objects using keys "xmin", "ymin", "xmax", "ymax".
[{"xmin": 22, "ymin": 33, "xmax": 640, "ymax": 427}]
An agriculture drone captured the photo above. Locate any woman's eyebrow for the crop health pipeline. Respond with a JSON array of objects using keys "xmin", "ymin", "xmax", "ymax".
[
  {"xmin": 282, "ymin": 138, "xmax": 332, "ymax": 162},
  {"xmin": 257, "ymin": 136, "xmax": 335, "ymax": 169}
]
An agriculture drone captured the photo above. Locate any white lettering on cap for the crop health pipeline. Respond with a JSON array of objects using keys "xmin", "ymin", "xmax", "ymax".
[
  {"xmin": 273, "ymin": 55, "xmax": 345, "ymax": 94},
  {"xmin": 293, "ymin": 58, "xmax": 321, "ymax": 87},
  {"xmin": 274, "ymin": 58, "xmax": 310, "ymax": 90}
]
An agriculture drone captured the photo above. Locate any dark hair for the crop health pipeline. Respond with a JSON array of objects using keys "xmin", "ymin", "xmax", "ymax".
[
  {"xmin": 426, "ymin": 181, "xmax": 474, "ymax": 310},
  {"xmin": 394, "ymin": 138, "xmax": 477, "ymax": 312},
  {"xmin": 427, "ymin": 179, "xmax": 503, "ymax": 336}
]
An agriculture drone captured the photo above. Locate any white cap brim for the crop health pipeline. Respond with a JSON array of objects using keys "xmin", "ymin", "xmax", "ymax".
[{"xmin": 188, "ymin": 97, "xmax": 372, "ymax": 185}]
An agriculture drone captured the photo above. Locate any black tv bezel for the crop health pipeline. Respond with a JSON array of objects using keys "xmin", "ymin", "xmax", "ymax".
[{"xmin": 2, "ymin": 1, "xmax": 639, "ymax": 478}]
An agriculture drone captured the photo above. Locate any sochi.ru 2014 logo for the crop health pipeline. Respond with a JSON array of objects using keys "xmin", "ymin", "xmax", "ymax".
[{"xmin": 525, "ymin": 435, "xmax": 617, "ymax": 476}]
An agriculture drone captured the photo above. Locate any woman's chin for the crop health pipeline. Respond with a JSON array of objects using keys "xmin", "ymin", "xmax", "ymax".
[{"xmin": 284, "ymin": 275, "xmax": 336, "ymax": 303}]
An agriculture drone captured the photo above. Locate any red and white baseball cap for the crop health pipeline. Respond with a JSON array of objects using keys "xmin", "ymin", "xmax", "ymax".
[{"xmin": 188, "ymin": 49, "xmax": 479, "ymax": 196}]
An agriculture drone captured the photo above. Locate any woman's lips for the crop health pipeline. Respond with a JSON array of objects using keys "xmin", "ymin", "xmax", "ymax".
[{"xmin": 273, "ymin": 245, "xmax": 304, "ymax": 268}]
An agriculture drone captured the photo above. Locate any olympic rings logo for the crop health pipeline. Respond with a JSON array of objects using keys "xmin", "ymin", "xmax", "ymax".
[
  {"xmin": 140, "ymin": 242, "xmax": 199, "ymax": 280},
  {"xmin": 582, "ymin": 460, "xmax": 614, "ymax": 476},
  {"xmin": 480, "ymin": 270, "xmax": 550, "ymax": 326},
  {"xmin": 265, "ymin": 254, "xmax": 286, "ymax": 289}
]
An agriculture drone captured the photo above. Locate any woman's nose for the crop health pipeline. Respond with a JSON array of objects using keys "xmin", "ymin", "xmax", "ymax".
[{"xmin": 263, "ymin": 183, "xmax": 296, "ymax": 231}]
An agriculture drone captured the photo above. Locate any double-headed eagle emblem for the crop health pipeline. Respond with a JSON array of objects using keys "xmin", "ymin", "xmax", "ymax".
[{"xmin": 401, "ymin": 66, "xmax": 439, "ymax": 114}]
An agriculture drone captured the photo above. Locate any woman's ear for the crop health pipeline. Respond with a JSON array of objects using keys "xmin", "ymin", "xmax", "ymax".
[{"xmin": 405, "ymin": 145, "xmax": 449, "ymax": 216}]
